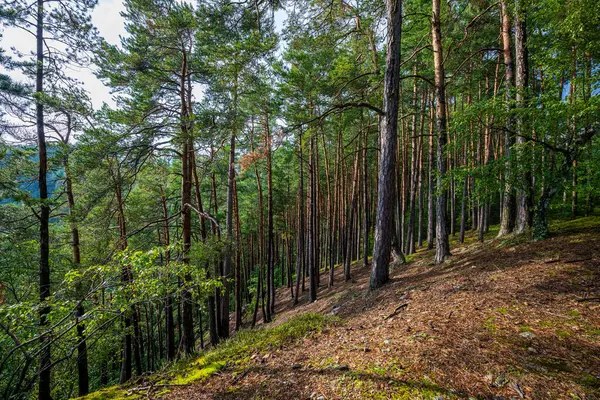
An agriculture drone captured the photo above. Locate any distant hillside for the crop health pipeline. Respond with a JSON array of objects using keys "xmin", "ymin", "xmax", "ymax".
[{"xmin": 0, "ymin": 145, "xmax": 63, "ymax": 204}]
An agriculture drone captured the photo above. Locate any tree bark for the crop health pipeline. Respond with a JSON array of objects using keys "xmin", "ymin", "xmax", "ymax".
[
  {"xmin": 294, "ymin": 128, "xmax": 305, "ymax": 304},
  {"xmin": 180, "ymin": 52, "xmax": 195, "ymax": 355},
  {"xmin": 36, "ymin": 0, "xmax": 51, "ymax": 397},
  {"xmin": 370, "ymin": 0, "xmax": 402, "ymax": 289},
  {"xmin": 514, "ymin": 0, "xmax": 531, "ymax": 233},
  {"xmin": 432, "ymin": 0, "xmax": 451, "ymax": 264},
  {"xmin": 309, "ymin": 134, "xmax": 318, "ymax": 301},
  {"xmin": 160, "ymin": 189, "xmax": 176, "ymax": 360},
  {"xmin": 427, "ymin": 102, "xmax": 435, "ymax": 250},
  {"xmin": 498, "ymin": 0, "xmax": 516, "ymax": 237},
  {"xmin": 265, "ymin": 110, "xmax": 275, "ymax": 317},
  {"xmin": 63, "ymin": 144, "xmax": 89, "ymax": 396}
]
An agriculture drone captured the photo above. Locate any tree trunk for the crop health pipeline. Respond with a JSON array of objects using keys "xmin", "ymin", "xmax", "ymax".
[
  {"xmin": 309, "ymin": 134, "xmax": 318, "ymax": 301},
  {"xmin": 36, "ymin": 1, "xmax": 51, "ymax": 397},
  {"xmin": 427, "ymin": 103, "xmax": 435, "ymax": 250},
  {"xmin": 221, "ymin": 74, "xmax": 239, "ymax": 338},
  {"xmin": 64, "ymin": 151, "xmax": 89, "ymax": 396},
  {"xmin": 233, "ymin": 178, "xmax": 243, "ymax": 330},
  {"xmin": 432, "ymin": 0, "xmax": 451, "ymax": 264},
  {"xmin": 345, "ymin": 149, "xmax": 360, "ymax": 280},
  {"xmin": 363, "ymin": 126, "xmax": 370, "ymax": 266},
  {"xmin": 406, "ymin": 73, "xmax": 419, "ymax": 255},
  {"xmin": 370, "ymin": 0, "xmax": 402, "ymax": 289},
  {"xmin": 498, "ymin": 0, "xmax": 516, "ymax": 237},
  {"xmin": 265, "ymin": 110, "xmax": 275, "ymax": 317},
  {"xmin": 514, "ymin": 0, "xmax": 531, "ymax": 233},
  {"xmin": 294, "ymin": 128, "xmax": 305, "ymax": 304},
  {"xmin": 107, "ymin": 159, "xmax": 139, "ymax": 383}
]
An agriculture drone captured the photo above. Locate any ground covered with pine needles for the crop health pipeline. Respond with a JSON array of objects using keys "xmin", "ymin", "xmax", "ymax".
[{"xmin": 81, "ymin": 217, "xmax": 600, "ymax": 400}]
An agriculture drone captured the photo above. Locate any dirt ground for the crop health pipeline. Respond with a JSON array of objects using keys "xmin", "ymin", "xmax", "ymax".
[{"xmin": 167, "ymin": 219, "xmax": 600, "ymax": 400}]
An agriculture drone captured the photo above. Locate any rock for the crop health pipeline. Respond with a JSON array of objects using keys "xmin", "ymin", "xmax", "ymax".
[
  {"xmin": 527, "ymin": 347, "xmax": 537, "ymax": 353},
  {"xmin": 519, "ymin": 331, "xmax": 536, "ymax": 339},
  {"xmin": 384, "ymin": 339, "xmax": 391, "ymax": 345}
]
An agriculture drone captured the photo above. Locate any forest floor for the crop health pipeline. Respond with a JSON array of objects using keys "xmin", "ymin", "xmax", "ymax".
[{"xmin": 85, "ymin": 217, "xmax": 600, "ymax": 400}]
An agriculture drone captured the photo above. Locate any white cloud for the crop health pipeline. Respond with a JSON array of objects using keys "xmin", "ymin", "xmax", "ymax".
[{"xmin": 0, "ymin": 0, "xmax": 126, "ymax": 110}]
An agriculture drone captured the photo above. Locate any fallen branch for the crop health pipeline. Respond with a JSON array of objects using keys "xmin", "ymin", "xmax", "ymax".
[{"xmin": 384, "ymin": 303, "xmax": 408, "ymax": 320}]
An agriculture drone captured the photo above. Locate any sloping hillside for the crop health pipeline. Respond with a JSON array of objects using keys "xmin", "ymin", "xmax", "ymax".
[{"xmin": 83, "ymin": 218, "xmax": 600, "ymax": 400}]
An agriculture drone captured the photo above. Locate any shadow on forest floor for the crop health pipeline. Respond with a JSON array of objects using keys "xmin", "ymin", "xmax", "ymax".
[{"xmin": 100, "ymin": 217, "xmax": 600, "ymax": 400}]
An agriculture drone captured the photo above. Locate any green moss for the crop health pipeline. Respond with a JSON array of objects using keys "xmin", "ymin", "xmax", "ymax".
[
  {"xmin": 556, "ymin": 329, "xmax": 571, "ymax": 339},
  {"xmin": 404, "ymin": 253, "xmax": 417, "ymax": 263},
  {"xmin": 173, "ymin": 312, "xmax": 335, "ymax": 385},
  {"xmin": 76, "ymin": 386, "xmax": 136, "ymax": 400},
  {"xmin": 539, "ymin": 320, "xmax": 556, "ymax": 328},
  {"xmin": 579, "ymin": 373, "xmax": 600, "ymax": 388},
  {"xmin": 519, "ymin": 325, "xmax": 533, "ymax": 332},
  {"xmin": 366, "ymin": 365, "xmax": 387, "ymax": 376},
  {"xmin": 370, "ymin": 378, "xmax": 452, "ymax": 399},
  {"xmin": 549, "ymin": 216, "xmax": 600, "ymax": 232},
  {"xmin": 337, "ymin": 371, "xmax": 451, "ymax": 399},
  {"xmin": 496, "ymin": 232, "xmax": 532, "ymax": 248},
  {"xmin": 588, "ymin": 328, "xmax": 600, "ymax": 336},
  {"xmin": 172, "ymin": 361, "xmax": 225, "ymax": 385},
  {"xmin": 484, "ymin": 317, "xmax": 497, "ymax": 334},
  {"xmin": 81, "ymin": 313, "xmax": 335, "ymax": 399},
  {"xmin": 536, "ymin": 357, "xmax": 573, "ymax": 373},
  {"xmin": 496, "ymin": 307, "xmax": 509, "ymax": 315}
]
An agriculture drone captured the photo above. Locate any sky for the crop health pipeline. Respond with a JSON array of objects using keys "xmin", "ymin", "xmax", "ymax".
[
  {"xmin": 0, "ymin": 0, "xmax": 127, "ymax": 109},
  {"xmin": 0, "ymin": 0, "xmax": 286, "ymax": 112}
]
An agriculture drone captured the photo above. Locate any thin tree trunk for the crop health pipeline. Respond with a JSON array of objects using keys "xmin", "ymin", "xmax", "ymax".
[
  {"xmin": 294, "ymin": 128, "xmax": 305, "ymax": 304},
  {"xmin": 36, "ymin": 0, "xmax": 51, "ymax": 396},
  {"xmin": 432, "ymin": 0, "xmax": 451, "ymax": 264},
  {"xmin": 111, "ymin": 160, "xmax": 135, "ymax": 383},
  {"xmin": 221, "ymin": 74, "xmax": 239, "ymax": 339},
  {"xmin": 406, "ymin": 72, "xmax": 419, "ymax": 255},
  {"xmin": 233, "ymin": 178, "xmax": 243, "ymax": 330},
  {"xmin": 65, "ymin": 154, "xmax": 89, "ymax": 396},
  {"xmin": 265, "ymin": 110, "xmax": 275, "ymax": 317},
  {"xmin": 160, "ymin": 190, "xmax": 177, "ymax": 358},
  {"xmin": 427, "ymin": 103, "xmax": 435, "ymax": 250},
  {"xmin": 345, "ymin": 148, "xmax": 360, "ymax": 281},
  {"xmin": 179, "ymin": 51, "xmax": 195, "ymax": 355},
  {"xmin": 309, "ymin": 134, "xmax": 318, "ymax": 301},
  {"xmin": 363, "ymin": 125, "xmax": 370, "ymax": 266}
]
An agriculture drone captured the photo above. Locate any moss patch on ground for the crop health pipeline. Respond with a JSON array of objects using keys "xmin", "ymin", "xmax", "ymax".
[
  {"xmin": 76, "ymin": 386, "xmax": 138, "ymax": 400},
  {"xmin": 77, "ymin": 312, "xmax": 335, "ymax": 399},
  {"xmin": 171, "ymin": 312, "xmax": 335, "ymax": 384}
]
